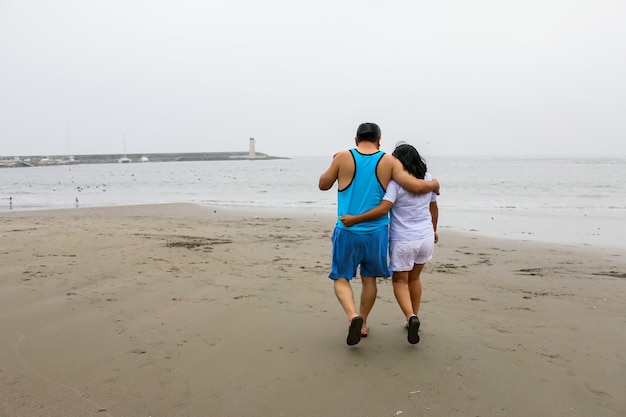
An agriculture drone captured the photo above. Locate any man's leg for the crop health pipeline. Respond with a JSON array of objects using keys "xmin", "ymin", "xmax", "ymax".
[
  {"xmin": 359, "ymin": 276, "xmax": 377, "ymax": 335},
  {"xmin": 357, "ymin": 227, "xmax": 388, "ymax": 336},
  {"xmin": 334, "ymin": 278, "xmax": 363, "ymax": 345},
  {"xmin": 334, "ymin": 278, "xmax": 358, "ymax": 320}
]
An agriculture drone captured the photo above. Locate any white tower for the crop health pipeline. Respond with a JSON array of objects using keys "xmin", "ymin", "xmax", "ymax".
[{"xmin": 249, "ymin": 137, "xmax": 256, "ymax": 158}]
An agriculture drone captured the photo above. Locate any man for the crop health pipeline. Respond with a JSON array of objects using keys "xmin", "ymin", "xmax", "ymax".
[{"xmin": 319, "ymin": 122, "xmax": 440, "ymax": 346}]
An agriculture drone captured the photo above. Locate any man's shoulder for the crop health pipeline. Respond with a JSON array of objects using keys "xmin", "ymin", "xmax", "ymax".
[
  {"xmin": 333, "ymin": 149, "xmax": 354, "ymax": 162},
  {"xmin": 377, "ymin": 153, "xmax": 398, "ymax": 168}
]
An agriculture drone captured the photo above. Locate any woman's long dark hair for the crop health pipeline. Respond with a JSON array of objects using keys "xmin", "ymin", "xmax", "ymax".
[{"xmin": 392, "ymin": 142, "xmax": 427, "ymax": 179}]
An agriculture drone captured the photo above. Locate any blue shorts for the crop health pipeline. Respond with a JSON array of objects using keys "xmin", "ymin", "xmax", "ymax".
[{"xmin": 328, "ymin": 227, "xmax": 391, "ymax": 280}]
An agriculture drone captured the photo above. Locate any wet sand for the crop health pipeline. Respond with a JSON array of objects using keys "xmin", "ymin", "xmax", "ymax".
[{"xmin": 1, "ymin": 203, "xmax": 624, "ymax": 417}]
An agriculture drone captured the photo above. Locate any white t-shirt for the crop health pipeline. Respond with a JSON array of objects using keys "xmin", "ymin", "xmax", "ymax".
[{"xmin": 384, "ymin": 172, "xmax": 437, "ymax": 241}]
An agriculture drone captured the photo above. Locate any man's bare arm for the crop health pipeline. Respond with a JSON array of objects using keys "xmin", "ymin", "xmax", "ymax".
[
  {"xmin": 391, "ymin": 157, "xmax": 440, "ymax": 194},
  {"xmin": 319, "ymin": 156, "xmax": 340, "ymax": 190},
  {"xmin": 319, "ymin": 151, "xmax": 351, "ymax": 190}
]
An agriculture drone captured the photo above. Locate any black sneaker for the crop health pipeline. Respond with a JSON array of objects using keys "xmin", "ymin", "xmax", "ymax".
[{"xmin": 407, "ymin": 316, "xmax": 420, "ymax": 344}]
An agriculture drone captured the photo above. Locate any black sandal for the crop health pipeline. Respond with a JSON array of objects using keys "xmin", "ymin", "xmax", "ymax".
[{"xmin": 347, "ymin": 316, "xmax": 364, "ymax": 346}]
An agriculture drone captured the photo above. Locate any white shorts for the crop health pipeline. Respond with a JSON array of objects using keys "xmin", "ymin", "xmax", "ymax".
[{"xmin": 389, "ymin": 237, "xmax": 434, "ymax": 272}]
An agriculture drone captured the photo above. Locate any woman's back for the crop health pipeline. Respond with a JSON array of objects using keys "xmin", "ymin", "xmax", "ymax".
[{"xmin": 385, "ymin": 172, "xmax": 436, "ymax": 241}]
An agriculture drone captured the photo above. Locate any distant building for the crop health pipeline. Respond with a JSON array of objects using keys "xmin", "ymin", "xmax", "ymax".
[{"xmin": 249, "ymin": 138, "xmax": 256, "ymax": 158}]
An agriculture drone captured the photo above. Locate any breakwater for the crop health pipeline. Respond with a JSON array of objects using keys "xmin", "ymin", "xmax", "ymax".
[{"xmin": 0, "ymin": 151, "xmax": 286, "ymax": 167}]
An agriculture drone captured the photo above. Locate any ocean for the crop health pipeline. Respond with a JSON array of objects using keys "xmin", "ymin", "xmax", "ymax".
[{"xmin": 1, "ymin": 156, "xmax": 624, "ymax": 249}]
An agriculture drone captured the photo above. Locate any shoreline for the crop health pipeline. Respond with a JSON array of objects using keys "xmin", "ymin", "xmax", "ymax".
[
  {"xmin": 3, "ymin": 201, "xmax": 624, "ymax": 251},
  {"xmin": 442, "ymin": 207, "xmax": 626, "ymax": 251},
  {"xmin": 1, "ymin": 203, "xmax": 625, "ymax": 416}
]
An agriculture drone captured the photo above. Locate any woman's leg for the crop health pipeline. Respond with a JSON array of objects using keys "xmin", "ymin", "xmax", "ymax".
[
  {"xmin": 408, "ymin": 263, "xmax": 425, "ymax": 316},
  {"xmin": 392, "ymin": 270, "xmax": 414, "ymax": 321}
]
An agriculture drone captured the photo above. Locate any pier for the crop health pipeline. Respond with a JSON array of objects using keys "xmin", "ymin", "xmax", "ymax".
[{"xmin": 0, "ymin": 137, "xmax": 286, "ymax": 167}]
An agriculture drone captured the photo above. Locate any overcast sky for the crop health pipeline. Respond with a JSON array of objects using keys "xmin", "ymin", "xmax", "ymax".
[{"xmin": 1, "ymin": 0, "xmax": 625, "ymax": 158}]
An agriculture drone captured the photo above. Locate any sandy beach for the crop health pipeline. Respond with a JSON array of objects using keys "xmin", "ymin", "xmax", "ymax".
[{"xmin": 1, "ymin": 203, "xmax": 624, "ymax": 417}]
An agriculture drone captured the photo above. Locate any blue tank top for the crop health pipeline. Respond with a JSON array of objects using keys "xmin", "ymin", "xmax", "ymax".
[{"xmin": 336, "ymin": 149, "xmax": 389, "ymax": 233}]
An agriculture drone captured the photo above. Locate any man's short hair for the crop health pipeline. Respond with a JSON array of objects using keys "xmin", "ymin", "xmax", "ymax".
[{"xmin": 356, "ymin": 123, "xmax": 381, "ymax": 142}]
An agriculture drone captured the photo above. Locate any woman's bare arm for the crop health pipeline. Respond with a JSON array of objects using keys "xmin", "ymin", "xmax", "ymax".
[
  {"xmin": 430, "ymin": 201, "xmax": 439, "ymax": 243},
  {"xmin": 340, "ymin": 200, "xmax": 393, "ymax": 227}
]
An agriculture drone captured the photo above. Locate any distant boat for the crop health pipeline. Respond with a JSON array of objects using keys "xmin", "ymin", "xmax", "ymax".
[
  {"xmin": 119, "ymin": 134, "xmax": 131, "ymax": 163},
  {"xmin": 140, "ymin": 156, "xmax": 149, "ymax": 162}
]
